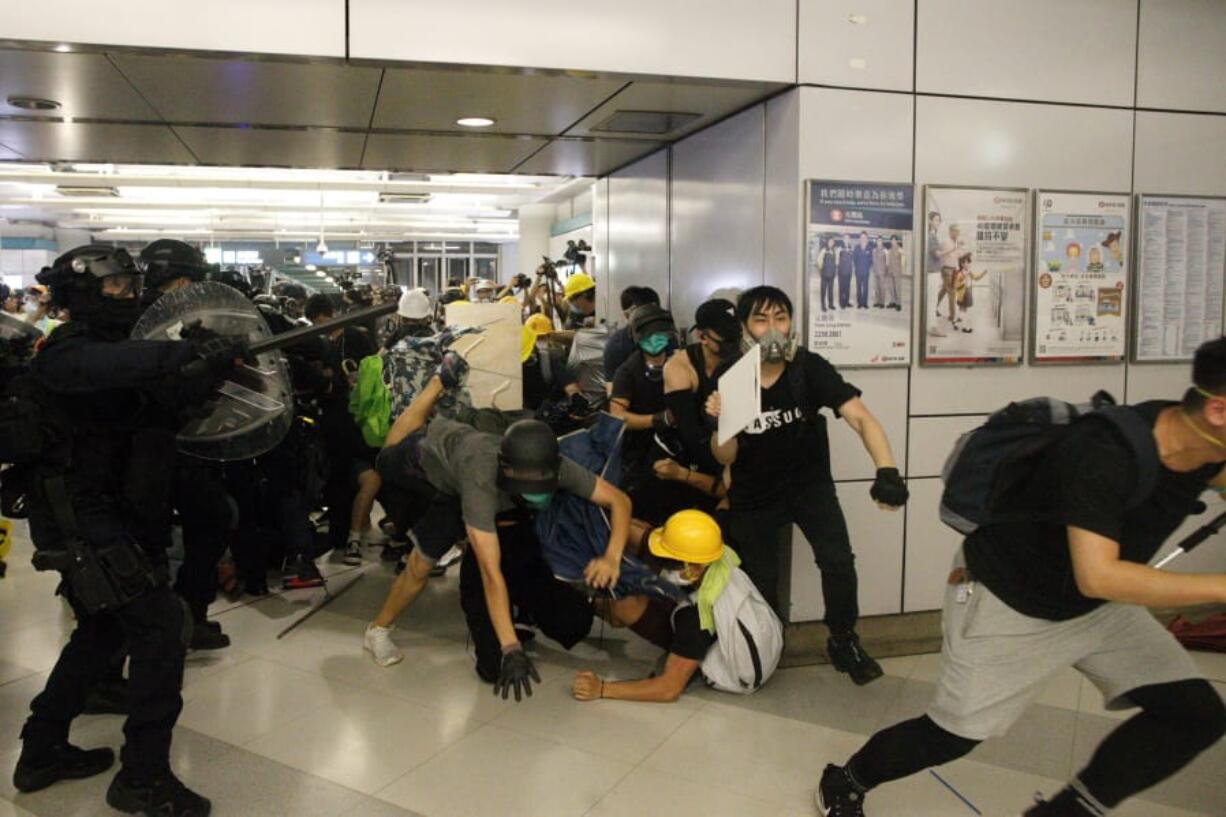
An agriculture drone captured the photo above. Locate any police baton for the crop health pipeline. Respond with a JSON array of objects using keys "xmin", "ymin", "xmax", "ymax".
[
  {"xmin": 1154, "ymin": 507, "xmax": 1226, "ymax": 569},
  {"xmin": 247, "ymin": 300, "xmax": 399, "ymax": 356}
]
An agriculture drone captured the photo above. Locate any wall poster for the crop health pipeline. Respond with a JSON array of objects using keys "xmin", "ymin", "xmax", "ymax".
[
  {"xmin": 805, "ymin": 181, "xmax": 913, "ymax": 367},
  {"xmin": 921, "ymin": 185, "xmax": 1028, "ymax": 366},
  {"xmin": 1031, "ymin": 191, "xmax": 1130, "ymax": 364},
  {"xmin": 1133, "ymin": 195, "xmax": 1226, "ymax": 363}
]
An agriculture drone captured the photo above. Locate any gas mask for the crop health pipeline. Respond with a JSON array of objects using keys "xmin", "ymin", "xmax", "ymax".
[{"xmin": 747, "ymin": 326, "xmax": 798, "ymax": 363}]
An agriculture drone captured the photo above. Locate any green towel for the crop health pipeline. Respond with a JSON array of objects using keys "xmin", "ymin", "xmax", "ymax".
[
  {"xmin": 348, "ymin": 355, "xmax": 392, "ymax": 447},
  {"xmin": 697, "ymin": 545, "xmax": 741, "ymax": 634}
]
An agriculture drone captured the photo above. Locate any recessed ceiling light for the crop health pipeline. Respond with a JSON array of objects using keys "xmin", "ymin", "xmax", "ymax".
[
  {"xmin": 848, "ymin": 58, "xmax": 868, "ymax": 70},
  {"xmin": 6, "ymin": 95, "xmax": 61, "ymax": 111},
  {"xmin": 847, "ymin": 13, "xmax": 868, "ymax": 24},
  {"xmin": 456, "ymin": 117, "xmax": 496, "ymax": 128},
  {"xmin": 53, "ymin": 43, "xmax": 73, "ymax": 53}
]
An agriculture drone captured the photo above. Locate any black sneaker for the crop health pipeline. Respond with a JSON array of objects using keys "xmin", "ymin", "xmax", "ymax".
[
  {"xmin": 189, "ymin": 620, "xmax": 231, "ymax": 651},
  {"xmin": 380, "ymin": 543, "xmax": 408, "ymax": 563},
  {"xmin": 83, "ymin": 678, "xmax": 130, "ymax": 715},
  {"xmin": 244, "ymin": 576, "xmax": 270, "ymax": 597},
  {"xmin": 827, "ymin": 632, "xmax": 884, "ymax": 686},
  {"xmin": 13, "ymin": 743, "xmax": 115, "ymax": 793},
  {"xmin": 282, "ymin": 553, "xmax": 325, "ymax": 590},
  {"xmin": 107, "ymin": 768, "xmax": 211, "ymax": 817},
  {"xmin": 816, "ymin": 764, "xmax": 866, "ymax": 816}
]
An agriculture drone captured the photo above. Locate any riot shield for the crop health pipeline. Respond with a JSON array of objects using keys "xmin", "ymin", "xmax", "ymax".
[
  {"xmin": 0, "ymin": 312, "xmax": 43, "ymax": 378},
  {"xmin": 131, "ymin": 281, "xmax": 293, "ymax": 461}
]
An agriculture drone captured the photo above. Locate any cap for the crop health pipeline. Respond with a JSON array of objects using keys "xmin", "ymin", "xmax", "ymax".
[
  {"xmin": 629, "ymin": 303, "xmax": 676, "ymax": 343},
  {"xmin": 398, "ymin": 287, "xmax": 432, "ymax": 319},
  {"xmin": 693, "ymin": 298, "xmax": 740, "ymax": 341}
]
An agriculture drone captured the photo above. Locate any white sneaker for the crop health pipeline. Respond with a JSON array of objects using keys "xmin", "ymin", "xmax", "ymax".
[
  {"xmin": 342, "ymin": 540, "xmax": 362, "ymax": 566},
  {"xmin": 364, "ymin": 624, "xmax": 403, "ymax": 667}
]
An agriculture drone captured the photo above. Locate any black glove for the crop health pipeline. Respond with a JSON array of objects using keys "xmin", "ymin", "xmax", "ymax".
[
  {"xmin": 179, "ymin": 319, "xmax": 221, "ymax": 343},
  {"xmin": 493, "ymin": 645, "xmax": 540, "ymax": 702},
  {"xmin": 568, "ymin": 392, "xmax": 591, "ymax": 416},
  {"xmin": 870, "ymin": 467, "xmax": 909, "ymax": 507},
  {"xmin": 651, "ymin": 409, "xmax": 674, "ymax": 433},
  {"xmin": 186, "ymin": 336, "xmax": 249, "ymax": 380},
  {"xmin": 436, "ymin": 351, "xmax": 469, "ymax": 389}
]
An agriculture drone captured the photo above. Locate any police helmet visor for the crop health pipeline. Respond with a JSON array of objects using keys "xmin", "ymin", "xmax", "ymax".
[{"xmin": 99, "ymin": 273, "xmax": 144, "ymax": 300}]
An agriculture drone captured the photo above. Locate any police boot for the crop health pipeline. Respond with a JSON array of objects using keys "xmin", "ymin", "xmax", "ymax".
[
  {"xmin": 106, "ymin": 768, "xmax": 211, "ymax": 817},
  {"xmin": 188, "ymin": 619, "xmax": 230, "ymax": 651},
  {"xmin": 826, "ymin": 631, "xmax": 883, "ymax": 686},
  {"xmin": 13, "ymin": 741, "xmax": 115, "ymax": 793}
]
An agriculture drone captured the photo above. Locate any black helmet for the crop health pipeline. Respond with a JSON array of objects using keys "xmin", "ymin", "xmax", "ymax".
[
  {"xmin": 38, "ymin": 245, "xmax": 143, "ymax": 307},
  {"xmin": 210, "ymin": 267, "xmax": 253, "ymax": 299},
  {"xmin": 497, "ymin": 420, "xmax": 561, "ymax": 494},
  {"xmin": 139, "ymin": 239, "xmax": 208, "ymax": 290},
  {"xmin": 628, "ymin": 303, "xmax": 676, "ymax": 343}
]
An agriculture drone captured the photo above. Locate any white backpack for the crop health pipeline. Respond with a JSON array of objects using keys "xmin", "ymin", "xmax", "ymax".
[{"xmin": 692, "ymin": 568, "xmax": 783, "ymax": 694}]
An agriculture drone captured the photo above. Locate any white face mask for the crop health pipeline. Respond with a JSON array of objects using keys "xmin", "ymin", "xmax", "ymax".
[
  {"xmin": 660, "ymin": 569, "xmax": 695, "ymax": 588},
  {"xmin": 23, "ymin": 300, "xmax": 39, "ymax": 315}
]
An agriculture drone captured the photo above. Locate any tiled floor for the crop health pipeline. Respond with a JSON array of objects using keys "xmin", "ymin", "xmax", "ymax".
[{"xmin": 1, "ymin": 524, "xmax": 1223, "ymax": 817}]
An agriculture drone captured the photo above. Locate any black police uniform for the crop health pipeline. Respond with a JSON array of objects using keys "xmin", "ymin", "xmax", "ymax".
[{"xmin": 21, "ymin": 320, "xmax": 201, "ymax": 778}]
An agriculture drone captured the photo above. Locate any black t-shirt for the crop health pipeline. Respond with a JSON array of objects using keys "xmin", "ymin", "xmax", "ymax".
[
  {"xmin": 670, "ymin": 604, "xmax": 718, "ymax": 661},
  {"xmin": 612, "ymin": 350, "xmax": 668, "ymax": 463},
  {"xmin": 964, "ymin": 401, "xmax": 1221, "ymax": 621},
  {"xmin": 603, "ymin": 326, "xmax": 637, "ymax": 381},
  {"xmin": 728, "ymin": 348, "xmax": 861, "ymax": 509}
]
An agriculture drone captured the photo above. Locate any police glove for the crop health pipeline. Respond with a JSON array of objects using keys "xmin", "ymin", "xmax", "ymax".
[
  {"xmin": 568, "ymin": 392, "xmax": 591, "ymax": 416},
  {"xmin": 651, "ymin": 409, "xmax": 674, "ymax": 433},
  {"xmin": 184, "ymin": 336, "xmax": 249, "ymax": 380},
  {"xmin": 436, "ymin": 351, "xmax": 469, "ymax": 389},
  {"xmin": 870, "ymin": 467, "xmax": 909, "ymax": 508},
  {"xmin": 493, "ymin": 644, "xmax": 540, "ymax": 702}
]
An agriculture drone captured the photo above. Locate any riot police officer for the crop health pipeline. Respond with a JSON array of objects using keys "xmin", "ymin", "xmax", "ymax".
[{"xmin": 11, "ymin": 245, "xmax": 241, "ymax": 816}]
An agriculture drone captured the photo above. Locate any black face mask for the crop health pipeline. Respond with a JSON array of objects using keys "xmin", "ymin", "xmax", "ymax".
[
  {"xmin": 79, "ymin": 297, "xmax": 145, "ymax": 340},
  {"xmin": 713, "ymin": 338, "xmax": 740, "ymax": 360}
]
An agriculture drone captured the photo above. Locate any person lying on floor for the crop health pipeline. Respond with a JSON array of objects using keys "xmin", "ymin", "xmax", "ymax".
[
  {"xmin": 364, "ymin": 353, "xmax": 633, "ymax": 703},
  {"xmin": 571, "ymin": 509, "xmax": 781, "ymax": 704}
]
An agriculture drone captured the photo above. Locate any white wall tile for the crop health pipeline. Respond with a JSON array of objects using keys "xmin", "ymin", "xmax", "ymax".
[
  {"xmin": 789, "ymin": 483, "xmax": 906, "ymax": 621},
  {"xmin": 351, "ymin": 0, "xmax": 796, "ymax": 82},
  {"xmin": 1125, "ymin": 362, "xmax": 1192, "ymax": 403},
  {"xmin": 765, "ymin": 91, "xmax": 802, "ymax": 302},
  {"xmin": 910, "ymin": 363, "xmax": 1127, "ymax": 417},
  {"xmin": 798, "ymin": 0, "xmax": 914, "ymax": 92},
  {"xmin": 607, "ymin": 151, "xmax": 671, "ymax": 318},
  {"xmin": 3, "ymin": 0, "xmax": 345, "ymax": 57},
  {"xmin": 669, "ymin": 106, "xmax": 766, "ymax": 327},
  {"xmin": 1134, "ymin": 111, "xmax": 1226, "ymax": 195},
  {"xmin": 902, "ymin": 478, "xmax": 963, "ymax": 612},
  {"xmin": 907, "ymin": 415, "xmax": 985, "ymax": 478},
  {"xmin": 916, "ymin": 0, "xmax": 1137, "ymax": 107},
  {"xmin": 799, "ymin": 87, "xmax": 915, "ymax": 183},
  {"xmin": 829, "ymin": 368, "xmax": 910, "ymax": 482},
  {"xmin": 1138, "ymin": 0, "xmax": 1226, "ymax": 113},
  {"xmin": 915, "ymin": 96, "xmax": 1134, "ymax": 191}
]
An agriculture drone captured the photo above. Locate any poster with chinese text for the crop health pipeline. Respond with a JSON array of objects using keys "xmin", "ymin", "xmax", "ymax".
[
  {"xmin": 1133, "ymin": 195, "xmax": 1226, "ymax": 363},
  {"xmin": 1032, "ymin": 191, "xmax": 1130, "ymax": 364},
  {"xmin": 805, "ymin": 181, "xmax": 913, "ymax": 367},
  {"xmin": 921, "ymin": 186, "xmax": 1028, "ymax": 366}
]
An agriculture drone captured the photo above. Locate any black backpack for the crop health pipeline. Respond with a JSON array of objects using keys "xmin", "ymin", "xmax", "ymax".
[{"xmin": 939, "ymin": 392, "xmax": 1159, "ymax": 535}]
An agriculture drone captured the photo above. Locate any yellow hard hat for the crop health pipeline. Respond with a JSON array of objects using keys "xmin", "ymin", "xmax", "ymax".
[
  {"xmin": 520, "ymin": 326, "xmax": 537, "ymax": 363},
  {"xmin": 499, "ymin": 294, "xmax": 517, "ymax": 304},
  {"xmin": 524, "ymin": 313, "xmax": 553, "ymax": 336},
  {"xmin": 563, "ymin": 272, "xmax": 596, "ymax": 300},
  {"xmin": 648, "ymin": 510, "xmax": 724, "ymax": 565}
]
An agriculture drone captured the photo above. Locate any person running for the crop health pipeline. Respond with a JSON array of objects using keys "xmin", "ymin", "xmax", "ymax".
[
  {"xmin": 817, "ymin": 338, "xmax": 1226, "ymax": 816},
  {"xmin": 705, "ymin": 286, "xmax": 908, "ymax": 686}
]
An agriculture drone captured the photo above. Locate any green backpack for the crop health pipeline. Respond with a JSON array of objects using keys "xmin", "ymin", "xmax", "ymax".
[{"xmin": 348, "ymin": 355, "xmax": 392, "ymax": 447}]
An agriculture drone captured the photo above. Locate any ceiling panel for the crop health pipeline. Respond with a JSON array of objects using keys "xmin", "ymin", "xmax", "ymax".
[
  {"xmin": 0, "ymin": 51, "xmax": 161, "ymax": 121},
  {"xmin": 515, "ymin": 138, "xmax": 662, "ymax": 176},
  {"xmin": 373, "ymin": 68, "xmax": 626, "ymax": 135},
  {"xmin": 566, "ymin": 80, "xmax": 780, "ymax": 141},
  {"xmin": 112, "ymin": 55, "xmax": 382, "ymax": 128},
  {"xmin": 0, "ymin": 120, "xmax": 194, "ymax": 164},
  {"xmin": 361, "ymin": 133, "xmax": 546, "ymax": 173},
  {"xmin": 174, "ymin": 127, "xmax": 365, "ymax": 169}
]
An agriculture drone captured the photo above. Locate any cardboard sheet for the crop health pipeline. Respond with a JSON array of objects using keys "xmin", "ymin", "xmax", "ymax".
[
  {"xmin": 717, "ymin": 344, "xmax": 761, "ymax": 445},
  {"xmin": 444, "ymin": 302, "xmax": 523, "ymax": 410}
]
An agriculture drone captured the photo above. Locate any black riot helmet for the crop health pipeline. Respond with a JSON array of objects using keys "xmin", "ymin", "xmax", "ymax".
[
  {"xmin": 497, "ymin": 419, "xmax": 561, "ymax": 495},
  {"xmin": 38, "ymin": 245, "xmax": 145, "ymax": 336},
  {"xmin": 210, "ymin": 267, "xmax": 253, "ymax": 299},
  {"xmin": 138, "ymin": 239, "xmax": 209, "ymax": 290}
]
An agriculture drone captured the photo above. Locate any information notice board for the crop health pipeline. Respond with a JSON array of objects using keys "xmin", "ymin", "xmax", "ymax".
[{"xmin": 1133, "ymin": 195, "xmax": 1226, "ymax": 363}]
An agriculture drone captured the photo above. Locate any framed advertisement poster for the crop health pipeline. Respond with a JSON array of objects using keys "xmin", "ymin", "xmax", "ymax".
[
  {"xmin": 805, "ymin": 181, "xmax": 913, "ymax": 367},
  {"xmin": 920, "ymin": 186, "xmax": 1029, "ymax": 366},
  {"xmin": 1132, "ymin": 195, "xmax": 1226, "ymax": 363},
  {"xmin": 1031, "ymin": 191, "xmax": 1130, "ymax": 364}
]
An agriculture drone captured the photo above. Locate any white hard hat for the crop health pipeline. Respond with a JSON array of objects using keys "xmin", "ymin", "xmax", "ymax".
[
  {"xmin": 398, "ymin": 287, "xmax": 432, "ymax": 319},
  {"xmin": 469, "ymin": 278, "xmax": 497, "ymax": 303}
]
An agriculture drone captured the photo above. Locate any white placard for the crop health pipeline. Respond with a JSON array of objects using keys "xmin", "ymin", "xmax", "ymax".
[
  {"xmin": 1032, "ymin": 191, "xmax": 1130, "ymax": 364},
  {"xmin": 921, "ymin": 186, "xmax": 1029, "ymax": 366},
  {"xmin": 717, "ymin": 344, "xmax": 761, "ymax": 445},
  {"xmin": 1133, "ymin": 196, "xmax": 1226, "ymax": 363}
]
